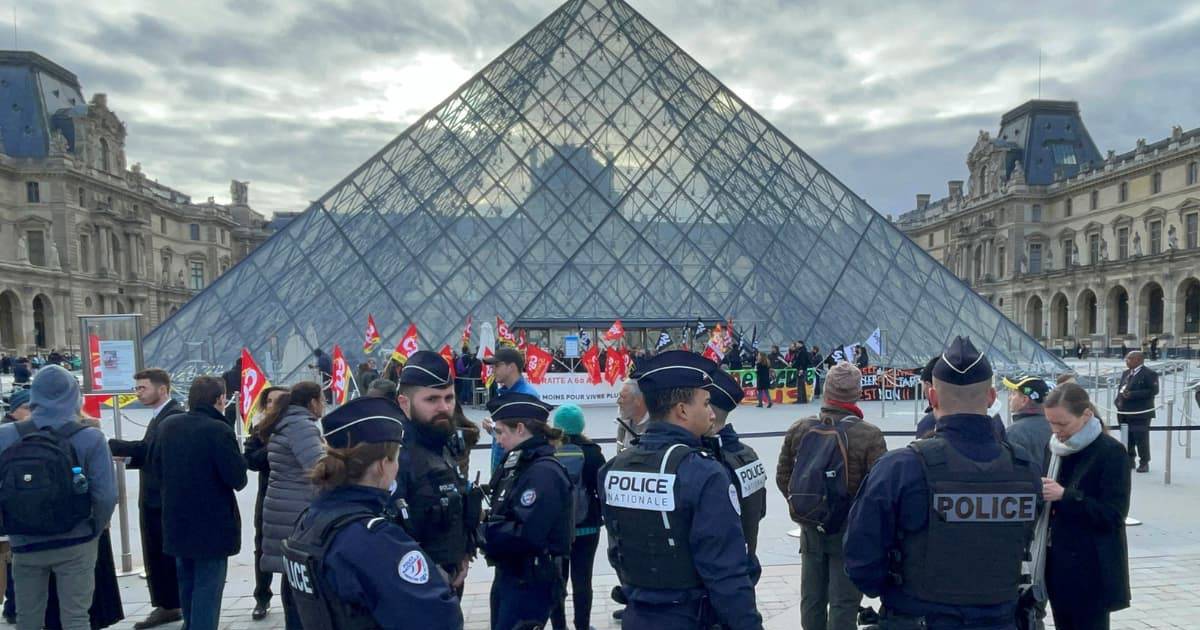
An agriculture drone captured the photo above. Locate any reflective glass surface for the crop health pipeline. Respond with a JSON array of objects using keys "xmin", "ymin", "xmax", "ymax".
[{"xmin": 145, "ymin": 0, "xmax": 1064, "ymax": 382}]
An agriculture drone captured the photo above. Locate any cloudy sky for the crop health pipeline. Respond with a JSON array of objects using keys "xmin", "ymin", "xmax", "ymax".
[{"xmin": 19, "ymin": 0, "xmax": 1200, "ymax": 218}]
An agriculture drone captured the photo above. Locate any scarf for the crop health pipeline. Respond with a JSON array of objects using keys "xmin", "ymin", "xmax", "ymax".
[
  {"xmin": 825, "ymin": 399, "xmax": 864, "ymax": 419},
  {"xmin": 1048, "ymin": 416, "xmax": 1102, "ymax": 457}
]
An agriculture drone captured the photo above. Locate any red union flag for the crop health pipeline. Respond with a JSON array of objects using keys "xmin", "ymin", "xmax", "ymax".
[
  {"xmin": 331, "ymin": 345, "xmax": 349, "ymax": 405},
  {"xmin": 362, "ymin": 314, "xmax": 381, "ymax": 354},
  {"xmin": 481, "ymin": 346, "xmax": 495, "ymax": 387},
  {"xmin": 460, "ymin": 316, "xmax": 473, "ymax": 348},
  {"xmin": 439, "ymin": 344, "xmax": 456, "ymax": 379},
  {"xmin": 604, "ymin": 347, "xmax": 626, "ymax": 385},
  {"xmin": 603, "ymin": 319, "xmax": 625, "ymax": 342},
  {"xmin": 581, "ymin": 345, "xmax": 602, "ymax": 385},
  {"xmin": 496, "ymin": 316, "xmax": 516, "ymax": 345},
  {"xmin": 240, "ymin": 348, "xmax": 270, "ymax": 429},
  {"xmin": 517, "ymin": 329, "xmax": 527, "ymax": 353},
  {"xmin": 525, "ymin": 344, "xmax": 553, "ymax": 384},
  {"xmin": 391, "ymin": 324, "xmax": 419, "ymax": 364}
]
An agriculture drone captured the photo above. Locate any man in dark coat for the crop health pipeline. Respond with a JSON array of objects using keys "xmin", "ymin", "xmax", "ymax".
[
  {"xmin": 152, "ymin": 376, "xmax": 247, "ymax": 630},
  {"xmin": 313, "ymin": 349, "xmax": 333, "ymax": 403},
  {"xmin": 791, "ymin": 341, "xmax": 810, "ymax": 404},
  {"xmin": 108, "ymin": 369, "xmax": 185, "ymax": 628},
  {"xmin": 1116, "ymin": 351, "xmax": 1158, "ymax": 472}
]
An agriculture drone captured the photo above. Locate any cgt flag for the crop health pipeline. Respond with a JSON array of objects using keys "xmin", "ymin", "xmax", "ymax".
[
  {"xmin": 604, "ymin": 347, "xmax": 626, "ymax": 385},
  {"xmin": 526, "ymin": 343, "xmax": 554, "ymax": 384},
  {"xmin": 391, "ymin": 324, "xmax": 420, "ymax": 365},
  {"xmin": 603, "ymin": 319, "xmax": 625, "ymax": 342},
  {"xmin": 461, "ymin": 316, "xmax": 473, "ymax": 349},
  {"xmin": 362, "ymin": 314, "xmax": 382, "ymax": 354},
  {"xmin": 330, "ymin": 345, "xmax": 350, "ymax": 405},
  {"xmin": 240, "ymin": 348, "xmax": 270, "ymax": 430},
  {"xmin": 439, "ymin": 344, "xmax": 457, "ymax": 379},
  {"xmin": 581, "ymin": 344, "xmax": 602, "ymax": 385},
  {"xmin": 481, "ymin": 347, "xmax": 495, "ymax": 388},
  {"xmin": 497, "ymin": 317, "xmax": 516, "ymax": 346},
  {"xmin": 517, "ymin": 329, "xmax": 527, "ymax": 353}
]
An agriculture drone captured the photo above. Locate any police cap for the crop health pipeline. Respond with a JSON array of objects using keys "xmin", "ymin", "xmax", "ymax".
[
  {"xmin": 633, "ymin": 350, "xmax": 715, "ymax": 395},
  {"xmin": 487, "ymin": 392, "xmax": 553, "ymax": 424},
  {"xmin": 398, "ymin": 350, "xmax": 453, "ymax": 388},
  {"xmin": 1002, "ymin": 374, "xmax": 1051, "ymax": 403},
  {"xmin": 321, "ymin": 396, "xmax": 406, "ymax": 448},
  {"xmin": 932, "ymin": 336, "xmax": 993, "ymax": 385},
  {"xmin": 705, "ymin": 367, "xmax": 744, "ymax": 412}
]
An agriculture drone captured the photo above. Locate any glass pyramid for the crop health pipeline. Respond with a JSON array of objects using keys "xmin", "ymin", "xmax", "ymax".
[{"xmin": 144, "ymin": 0, "xmax": 1064, "ymax": 383}]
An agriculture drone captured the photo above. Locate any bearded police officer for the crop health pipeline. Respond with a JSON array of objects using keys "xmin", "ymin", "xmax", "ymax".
[
  {"xmin": 392, "ymin": 351, "xmax": 481, "ymax": 596},
  {"xmin": 705, "ymin": 367, "xmax": 767, "ymax": 569},
  {"xmin": 480, "ymin": 392, "xmax": 573, "ymax": 630},
  {"xmin": 600, "ymin": 351, "xmax": 762, "ymax": 630},
  {"xmin": 844, "ymin": 336, "xmax": 1041, "ymax": 629},
  {"xmin": 283, "ymin": 397, "xmax": 463, "ymax": 630}
]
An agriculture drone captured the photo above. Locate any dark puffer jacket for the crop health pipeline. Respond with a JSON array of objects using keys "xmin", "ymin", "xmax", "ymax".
[{"xmin": 260, "ymin": 405, "xmax": 325, "ymax": 574}]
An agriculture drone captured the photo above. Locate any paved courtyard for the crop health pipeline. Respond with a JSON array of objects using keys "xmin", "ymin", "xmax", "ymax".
[{"xmin": 69, "ymin": 358, "xmax": 1200, "ymax": 628}]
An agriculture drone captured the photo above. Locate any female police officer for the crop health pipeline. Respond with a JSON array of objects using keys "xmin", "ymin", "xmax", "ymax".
[
  {"xmin": 282, "ymin": 397, "xmax": 463, "ymax": 629},
  {"xmin": 480, "ymin": 392, "xmax": 573, "ymax": 630}
]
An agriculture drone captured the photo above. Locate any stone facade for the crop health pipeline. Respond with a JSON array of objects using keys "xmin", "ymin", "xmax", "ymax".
[
  {"xmin": 896, "ymin": 100, "xmax": 1200, "ymax": 356},
  {"xmin": 0, "ymin": 51, "xmax": 270, "ymax": 354}
]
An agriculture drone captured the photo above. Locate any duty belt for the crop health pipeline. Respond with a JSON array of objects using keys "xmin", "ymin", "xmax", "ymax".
[{"xmin": 878, "ymin": 610, "xmax": 1012, "ymax": 630}]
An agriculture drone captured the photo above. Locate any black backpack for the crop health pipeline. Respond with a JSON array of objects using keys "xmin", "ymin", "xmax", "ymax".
[
  {"xmin": 786, "ymin": 416, "xmax": 854, "ymax": 534},
  {"xmin": 554, "ymin": 443, "xmax": 590, "ymax": 528},
  {"xmin": 0, "ymin": 420, "xmax": 93, "ymax": 536}
]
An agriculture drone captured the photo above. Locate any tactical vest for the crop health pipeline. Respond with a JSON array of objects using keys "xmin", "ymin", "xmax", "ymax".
[
  {"xmin": 717, "ymin": 439, "xmax": 767, "ymax": 557},
  {"xmin": 489, "ymin": 447, "xmax": 573, "ymax": 557},
  {"xmin": 282, "ymin": 505, "xmax": 383, "ymax": 630},
  {"xmin": 897, "ymin": 438, "xmax": 1041, "ymax": 606},
  {"xmin": 602, "ymin": 443, "xmax": 704, "ymax": 590},
  {"xmin": 396, "ymin": 440, "xmax": 470, "ymax": 567}
]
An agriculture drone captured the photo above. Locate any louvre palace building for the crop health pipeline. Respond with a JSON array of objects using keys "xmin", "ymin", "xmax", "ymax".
[
  {"xmin": 0, "ymin": 51, "xmax": 271, "ymax": 356},
  {"xmin": 896, "ymin": 100, "xmax": 1200, "ymax": 358}
]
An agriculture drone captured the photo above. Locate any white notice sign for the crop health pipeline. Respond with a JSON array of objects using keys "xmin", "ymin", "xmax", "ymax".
[
  {"xmin": 97, "ymin": 340, "xmax": 137, "ymax": 392},
  {"xmin": 734, "ymin": 459, "xmax": 768, "ymax": 498},
  {"xmin": 603, "ymin": 471, "xmax": 676, "ymax": 512}
]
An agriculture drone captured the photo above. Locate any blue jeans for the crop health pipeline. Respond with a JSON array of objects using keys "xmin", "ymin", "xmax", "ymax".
[{"xmin": 175, "ymin": 557, "xmax": 228, "ymax": 630}]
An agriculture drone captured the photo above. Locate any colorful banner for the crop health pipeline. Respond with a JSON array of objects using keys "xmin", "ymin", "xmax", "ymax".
[
  {"xmin": 536, "ymin": 372, "xmax": 623, "ymax": 406},
  {"xmin": 728, "ymin": 368, "xmax": 803, "ymax": 405},
  {"xmin": 330, "ymin": 345, "xmax": 349, "ymax": 405},
  {"xmin": 858, "ymin": 366, "xmax": 921, "ymax": 402},
  {"xmin": 240, "ymin": 348, "xmax": 270, "ymax": 429}
]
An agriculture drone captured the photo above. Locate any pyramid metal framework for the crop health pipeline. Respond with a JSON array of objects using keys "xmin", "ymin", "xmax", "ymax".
[{"xmin": 144, "ymin": 0, "xmax": 1064, "ymax": 383}]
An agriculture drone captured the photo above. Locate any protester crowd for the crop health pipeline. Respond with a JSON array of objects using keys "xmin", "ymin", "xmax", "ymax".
[{"xmin": 0, "ymin": 335, "xmax": 1146, "ymax": 630}]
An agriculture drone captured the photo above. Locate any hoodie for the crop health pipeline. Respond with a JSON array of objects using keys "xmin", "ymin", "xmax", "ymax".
[{"xmin": 0, "ymin": 365, "xmax": 117, "ymax": 552}]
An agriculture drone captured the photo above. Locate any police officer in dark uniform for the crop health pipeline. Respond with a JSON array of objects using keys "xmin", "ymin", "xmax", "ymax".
[
  {"xmin": 705, "ymin": 367, "xmax": 767, "ymax": 569},
  {"xmin": 480, "ymin": 392, "xmax": 573, "ymax": 630},
  {"xmin": 844, "ymin": 336, "xmax": 1041, "ymax": 629},
  {"xmin": 282, "ymin": 397, "xmax": 463, "ymax": 630},
  {"xmin": 600, "ymin": 351, "xmax": 762, "ymax": 630},
  {"xmin": 392, "ymin": 351, "xmax": 481, "ymax": 596}
]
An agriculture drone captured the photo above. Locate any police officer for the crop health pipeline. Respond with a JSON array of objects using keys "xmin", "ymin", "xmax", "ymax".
[
  {"xmin": 705, "ymin": 367, "xmax": 767, "ymax": 567},
  {"xmin": 393, "ymin": 351, "xmax": 481, "ymax": 596},
  {"xmin": 480, "ymin": 392, "xmax": 573, "ymax": 630},
  {"xmin": 844, "ymin": 336, "xmax": 1041, "ymax": 629},
  {"xmin": 282, "ymin": 397, "xmax": 463, "ymax": 630},
  {"xmin": 600, "ymin": 351, "xmax": 762, "ymax": 630}
]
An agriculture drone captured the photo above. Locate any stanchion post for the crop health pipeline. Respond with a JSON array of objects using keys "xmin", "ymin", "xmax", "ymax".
[
  {"xmin": 1165, "ymin": 399, "xmax": 1174, "ymax": 486},
  {"xmin": 112, "ymin": 403, "xmax": 133, "ymax": 574}
]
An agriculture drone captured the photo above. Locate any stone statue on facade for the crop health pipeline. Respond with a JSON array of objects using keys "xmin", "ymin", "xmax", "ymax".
[
  {"xmin": 1071, "ymin": 242, "xmax": 1080, "ymax": 266},
  {"xmin": 47, "ymin": 239, "xmax": 61, "ymax": 270},
  {"xmin": 1018, "ymin": 252, "xmax": 1028, "ymax": 275},
  {"xmin": 16, "ymin": 234, "xmax": 28, "ymax": 263},
  {"xmin": 49, "ymin": 130, "xmax": 70, "ymax": 155},
  {"xmin": 1009, "ymin": 161, "xmax": 1026, "ymax": 187},
  {"xmin": 1100, "ymin": 238, "xmax": 1109, "ymax": 262},
  {"xmin": 1169, "ymin": 225, "xmax": 1179, "ymax": 250},
  {"xmin": 1133, "ymin": 232, "xmax": 1143, "ymax": 257},
  {"xmin": 230, "ymin": 180, "xmax": 249, "ymax": 205},
  {"xmin": 177, "ymin": 269, "xmax": 185, "ymax": 287}
]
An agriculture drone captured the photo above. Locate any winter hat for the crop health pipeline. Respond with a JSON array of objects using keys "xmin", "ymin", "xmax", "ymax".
[
  {"xmin": 29, "ymin": 364, "xmax": 81, "ymax": 421},
  {"xmin": 553, "ymin": 404, "xmax": 586, "ymax": 436},
  {"xmin": 824, "ymin": 361, "xmax": 863, "ymax": 404},
  {"xmin": 6, "ymin": 388, "xmax": 30, "ymax": 411}
]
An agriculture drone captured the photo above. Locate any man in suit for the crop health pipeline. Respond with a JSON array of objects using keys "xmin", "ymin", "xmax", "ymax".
[
  {"xmin": 108, "ymin": 368, "xmax": 185, "ymax": 628},
  {"xmin": 1116, "ymin": 351, "xmax": 1158, "ymax": 473}
]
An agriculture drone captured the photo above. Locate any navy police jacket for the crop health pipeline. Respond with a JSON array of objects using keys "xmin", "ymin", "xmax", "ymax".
[
  {"xmin": 481, "ymin": 435, "xmax": 573, "ymax": 563},
  {"xmin": 844, "ymin": 414, "xmax": 1018, "ymax": 624},
  {"xmin": 600, "ymin": 422, "xmax": 762, "ymax": 630},
  {"xmin": 305, "ymin": 485, "xmax": 463, "ymax": 630}
]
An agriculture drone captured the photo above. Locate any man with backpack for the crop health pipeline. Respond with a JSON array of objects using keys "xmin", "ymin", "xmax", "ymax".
[
  {"xmin": 0, "ymin": 365, "xmax": 117, "ymax": 630},
  {"xmin": 706, "ymin": 368, "xmax": 767, "ymax": 565},
  {"xmin": 776, "ymin": 361, "xmax": 886, "ymax": 630},
  {"xmin": 844, "ymin": 337, "xmax": 1042, "ymax": 629}
]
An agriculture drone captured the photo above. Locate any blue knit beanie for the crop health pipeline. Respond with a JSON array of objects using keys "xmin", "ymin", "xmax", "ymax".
[{"xmin": 553, "ymin": 404, "xmax": 586, "ymax": 436}]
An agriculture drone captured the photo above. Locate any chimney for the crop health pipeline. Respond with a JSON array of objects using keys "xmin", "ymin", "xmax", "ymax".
[
  {"xmin": 916, "ymin": 194, "xmax": 931, "ymax": 211},
  {"xmin": 91, "ymin": 93, "xmax": 107, "ymax": 109},
  {"xmin": 948, "ymin": 180, "xmax": 964, "ymax": 199}
]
